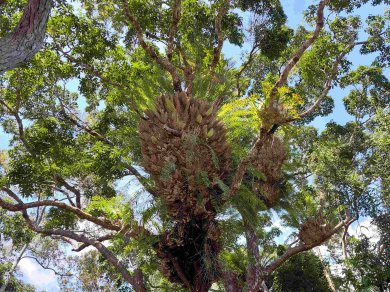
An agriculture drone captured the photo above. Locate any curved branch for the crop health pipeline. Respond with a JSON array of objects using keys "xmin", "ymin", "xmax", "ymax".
[
  {"xmin": 21, "ymin": 214, "xmax": 147, "ymax": 291},
  {"xmin": 264, "ymin": 216, "xmax": 355, "ymax": 274},
  {"xmin": 229, "ymin": 130, "xmax": 270, "ymax": 198},
  {"xmin": 57, "ymin": 102, "xmax": 156, "ymax": 195},
  {"xmin": 0, "ymin": 243, "xmax": 29, "ymax": 292},
  {"xmin": 269, "ymin": 0, "xmax": 327, "ymax": 100},
  {"xmin": 0, "ymin": 196, "xmax": 147, "ymax": 291},
  {"xmin": 226, "ymin": 0, "xmax": 329, "ymax": 197},
  {"xmin": 0, "ymin": 0, "xmax": 52, "ymax": 74},
  {"xmin": 59, "ymin": 105, "xmax": 113, "ymax": 145},
  {"xmin": 294, "ymin": 42, "xmax": 357, "ymax": 120},
  {"xmin": 236, "ymin": 44, "xmax": 260, "ymax": 97},
  {"xmin": 54, "ymin": 176, "xmax": 82, "ymax": 209},
  {"xmin": 210, "ymin": 0, "xmax": 230, "ymax": 74},
  {"xmin": 168, "ymin": 253, "xmax": 192, "ymax": 290},
  {"xmin": 57, "ymin": 49, "xmax": 141, "ymax": 116},
  {"xmin": 167, "ymin": 0, "xmax": 181, "ymax": 61},
  {"xmin": 0, "ymin": 188, "xmax": 121, "ymax": 231},
  {"xmin": 72, "ymin": 234, "xmax": 115, "ymax": 252}
]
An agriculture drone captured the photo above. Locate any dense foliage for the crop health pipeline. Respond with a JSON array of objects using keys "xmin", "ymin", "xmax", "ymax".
[{"xmin": 0, "ymin": 0, "xmax": 389, "ymax": 291}]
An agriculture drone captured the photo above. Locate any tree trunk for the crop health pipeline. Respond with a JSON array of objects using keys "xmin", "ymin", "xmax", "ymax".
[
  {"xmin": 316, "ymin": 248, "xmax": 337, "ymax": 292},
  {"xmin": 193, "ymin": 261, "xmax": 213, "ymax": 292},
  {"xmin": 132, "ymin": 269, "xmax": 147, "ymax": 292},
  {"xmin": 0, "ymin": 243, "xmax": 29, "ymax": 292},
  {"xmin": 244, "ymin": 222, "xmax": 262, "ymax": 292},
  {"xmin": 222, "ymin": 271, "xmax": 242, "ymax": 292},
  {"xmin": 0, "ymin": 0, "xmax": 52, "ymax": 75}
]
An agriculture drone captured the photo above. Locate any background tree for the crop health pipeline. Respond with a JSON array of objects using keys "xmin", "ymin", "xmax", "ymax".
[
  {"xmin": 271, "ymin": 249, "xmax": 332, "ymax": 292},
  {"xmin": 0, "ymin": 0, "xmax": 389, "ymax": 291},
  {"xmin": 0, "ymin": 263, "xmax": 35, "ymax": 292}
]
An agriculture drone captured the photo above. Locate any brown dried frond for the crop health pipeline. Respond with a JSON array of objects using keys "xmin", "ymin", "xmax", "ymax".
[
  {"xmin": 139, "ymin": 92, "xmax": 230, "ymax": 221},
  {"xmin": 252, "ymin": 131, "xmax": 285, "ymax": 181},
  {"xmin": 298, "ymin": 214, "xmax": 335, "ymax": 245},
  {"xmin": 251, "ymin": 130, "xmax": 285, "ymax": 206},
  {"xmin": 256, "ymin": 182, "xmax": 280, "ymax": 207}
]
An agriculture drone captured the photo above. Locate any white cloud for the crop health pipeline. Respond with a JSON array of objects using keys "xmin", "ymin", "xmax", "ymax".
[{"xmin": 18, "ymin": 258, "xmax": 60, "ymax": 292}]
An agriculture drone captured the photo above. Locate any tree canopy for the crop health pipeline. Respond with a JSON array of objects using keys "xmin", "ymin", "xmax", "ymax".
[{"xmin": 0, "ymin": 0, "xmax": 389, "ymax": 291}]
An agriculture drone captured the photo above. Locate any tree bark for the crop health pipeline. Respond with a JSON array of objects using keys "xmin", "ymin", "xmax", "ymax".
[
  {"xmin": 0, "ymin": 0, "xmax": 52, "ymax": 75},
  {"xmin": 316, "ymin": 248, "xmax": 337, "ymax": 292},
  {"xmin": 244, "ymin": 222, "xmax": 262, "ymax": 292},
  {"xmin": 222, "ymin": 271, "xmax": 242, "ymax": 292}
]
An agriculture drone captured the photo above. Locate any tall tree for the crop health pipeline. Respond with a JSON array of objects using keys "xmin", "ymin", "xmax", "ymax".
[
  {"xmin": 271, "ymin": 249, "xmax": 332, "ymax": 292},
  {"xmin": 0, "ymin": 0, "xmax": 388, "ymax": 291}
]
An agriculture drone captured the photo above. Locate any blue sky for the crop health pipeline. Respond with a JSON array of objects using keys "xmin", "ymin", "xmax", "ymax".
[{"xmin": 0, "ymin": 0, "xmax": 388, "ymax": 290}]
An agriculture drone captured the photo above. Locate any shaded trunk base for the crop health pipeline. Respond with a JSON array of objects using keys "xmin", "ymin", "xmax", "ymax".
[{"xmin": 155, "ymin": 217, "xmax": 220, "ymax": 291}]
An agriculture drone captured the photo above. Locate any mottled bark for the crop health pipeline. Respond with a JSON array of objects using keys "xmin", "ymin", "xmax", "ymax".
[
  {"xmin": 0, "ymin": 0, "xmax": 52, "ymax": 74},
  {"xmin": 222, "ymin": 271, "xmax": 243, "ymax": 292},
  {"xmin": 244, "ymin": 222, "xmax": 262, "ymax": 292},
  {"xmin": 210, "ymin": 0, "xmax": 230, "ymax": 74}
]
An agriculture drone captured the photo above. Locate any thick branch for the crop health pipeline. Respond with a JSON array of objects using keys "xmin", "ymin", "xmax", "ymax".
[
  {"xmin": 72, "ymin": 234, "xmax": 115, "ymax": 252},
  {"xmin": 264, "ymin": 217, "xmax": 355, "ymax": 274},
  {"xmin": 0, "ymin": 188, "xmax": 121, "ymax": 231},
  {"xmin": 210, "ymin": 0, "xmax": 230, "ymax": 74},
  {"xmin": 294, "ymin": 43, "xmax": 354, "ymax": 120},
  {"xmin": 269, "ymin": 0, "xmax": 327, "ymax": 100},
  {"xmin": 0, "ymin": 0, "xmax": 52, "ymax": 74},
  {"xmin": 167, "ymin": 0, "xmax": 181, "ymax": 61},
  {"xmin": 122, "ymin": 0, "xmax": 182, "ymax": 92}
]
